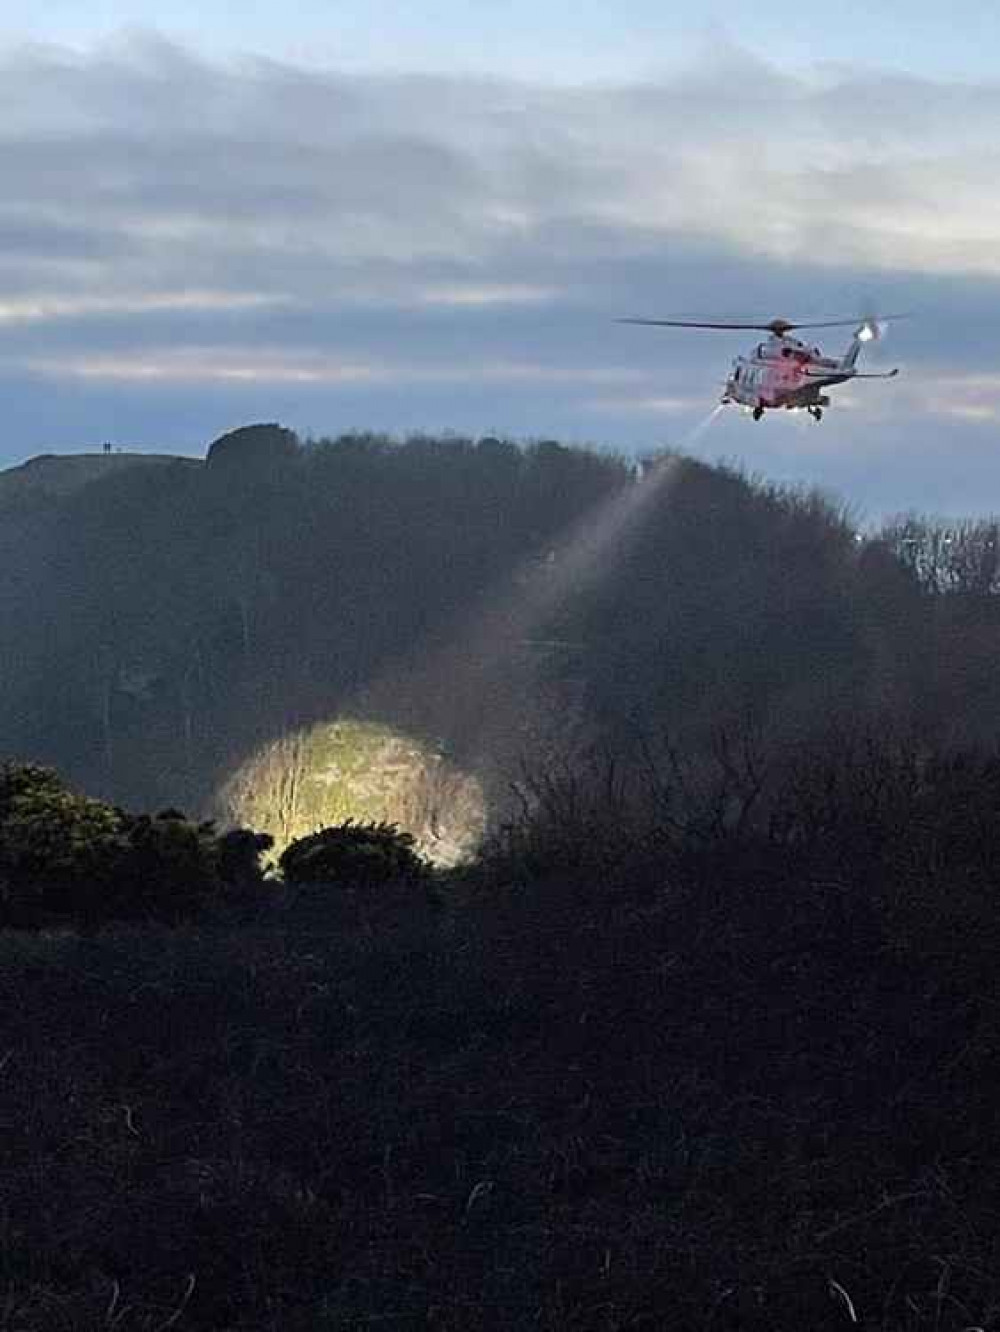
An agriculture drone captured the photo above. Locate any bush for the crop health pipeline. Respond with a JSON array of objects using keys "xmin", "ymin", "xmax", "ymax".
[
  {"xmin": 0, "ymin": 762, "xmax": 68, "ymax": 815},
  {"xmin": 215, "ymin": 827, "xmax": 275, "ymax": 889},
  {"xmin": 0, "ymin": 763, "xmax": 125, "ymax": 927},
  {"xmin": 0, "ymin": 763, "xmax": 274, "ymax": 929},
  {"xmin": 106, "ymin": 812, "xmax": 222, "ymax": 923},
  {"xmin": 278, "ymin": 820, "xmax": 428, "ymax": 889}
]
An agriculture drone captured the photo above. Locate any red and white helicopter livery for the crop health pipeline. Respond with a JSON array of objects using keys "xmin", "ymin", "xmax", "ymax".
[{"xmin": 619, "ymin": 315, "xmax": 901, "ymax": 421}]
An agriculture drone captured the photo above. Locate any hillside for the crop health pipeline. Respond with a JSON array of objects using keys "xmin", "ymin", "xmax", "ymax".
[
  {"xmin": 0, "ymin": 423, "xmax": 998, "ymax": 839},
  {"xmin": 0, "ymin": 450, "xmax": 198, "ymax": 506}
]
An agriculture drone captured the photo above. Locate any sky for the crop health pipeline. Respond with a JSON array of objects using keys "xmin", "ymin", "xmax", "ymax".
[{"xmin": 1, "ymin": 4, "xmax": 1000, "ymax": 518}]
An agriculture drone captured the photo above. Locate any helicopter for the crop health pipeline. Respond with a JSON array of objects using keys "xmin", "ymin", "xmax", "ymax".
[{"xmin": 618, "ymin": 315, "xmax": 902, "ymax": 421}]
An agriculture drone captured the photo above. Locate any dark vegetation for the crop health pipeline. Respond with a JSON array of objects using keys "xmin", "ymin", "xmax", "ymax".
[
  {"xmin": 0, "ymin": 762, "xmax": 273, "ymax": 929},
  {"xmin": 278, "ymin": 819, "xmax": 429, "ymax": 890},
  {"xmin": 3, "ymin": 428, "xmax": 1000, "ymax": 1328}
]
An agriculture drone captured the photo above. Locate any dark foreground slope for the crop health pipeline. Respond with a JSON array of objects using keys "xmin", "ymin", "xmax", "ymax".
[{"xmin": 2, "ymin": 751, "xmax": 998, "ymax": 1332}]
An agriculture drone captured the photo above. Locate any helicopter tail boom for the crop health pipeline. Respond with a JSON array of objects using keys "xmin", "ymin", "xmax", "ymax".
[{"xmin": 841, "ymin": 325, "xmax": 869, "ymax": 371}]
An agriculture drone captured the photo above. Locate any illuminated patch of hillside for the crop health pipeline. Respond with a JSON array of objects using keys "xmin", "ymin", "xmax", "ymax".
[{"xmin": 215, "ymin": 719, "xmax": 486, "ymax": 867}]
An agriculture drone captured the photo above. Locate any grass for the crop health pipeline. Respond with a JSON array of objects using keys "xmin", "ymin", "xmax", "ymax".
[{"xmin": 1, "ymin": 845, "xmax": 998, "ymax": 1329}]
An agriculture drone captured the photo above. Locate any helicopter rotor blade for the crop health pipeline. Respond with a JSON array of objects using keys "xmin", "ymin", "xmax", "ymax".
[
  {"xmin": 617, "ymin": 318, "xmax": 780, "ymax": 331},
  {"xmin": 783, "ymin": 314, "xmax": 910, "ymax": 331},
  {"xmin": 617, "ymin": 313, "xmax": 911, "ymax": 334}
]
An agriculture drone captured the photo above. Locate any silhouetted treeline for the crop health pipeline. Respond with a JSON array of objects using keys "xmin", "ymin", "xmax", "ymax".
[{"xmin": 1, "ymin": 422, "xmax": 998, "ymax": 818}]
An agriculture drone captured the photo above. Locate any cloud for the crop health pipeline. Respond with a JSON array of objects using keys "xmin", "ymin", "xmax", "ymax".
[
  {"xmin": 586, "ymin": 393, "xmax": 706, "ymax": 417},
  {"xmin": 0, "ymin": 290, "xmax": 286, "ymax": 322},
  {"xmin": 414, "ymin": 283, "xmax": 559, "ymax": 307},
  {"xmin": 17, "ymin": 344, "xmax": 646, "ymax": 390},
  {"xmin": 4, "ymin": 33, "xmax": 1000, "ymax": 286},
  {"xmin": 1, "ymin": 31, "xmax": 1000, "ymax": 512},
  {"xmin": 854, "ymin": 370, "xmax": 1000, "ymax": 426}
]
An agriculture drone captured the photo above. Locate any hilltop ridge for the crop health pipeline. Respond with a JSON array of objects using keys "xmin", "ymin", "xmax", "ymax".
[{"xmin": 0, "ymin": 450, "xmax": 199, "ymax": 505}]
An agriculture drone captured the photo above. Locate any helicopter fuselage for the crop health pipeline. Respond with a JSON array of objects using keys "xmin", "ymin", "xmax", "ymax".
[
  {"xmin": 618, "ymin": 313, "xmax": 901, "ymax": 421},
  {"xmin": 722, "ymin": 334, "xmax": 856, "ymax": 420}
]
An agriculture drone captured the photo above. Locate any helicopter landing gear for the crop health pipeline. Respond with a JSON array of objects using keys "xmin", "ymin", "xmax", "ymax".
[
  {"xmin": 808, "ymin": 406, "xmax": 823, "ymax": 422},
  {"xmin": 752, "ymin": 406, "xmax": 764, "ymax": 421}
]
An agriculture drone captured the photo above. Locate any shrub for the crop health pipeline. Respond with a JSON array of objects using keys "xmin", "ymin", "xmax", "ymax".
[
  {"xmin": 215, "ymin": 827, "xmax": 275, "ymax": 889},
  {"xmin": 0, "ymin": 762, "xmax": 68, "ymax": 815},
  {"xmin": 278, "ymin": 820, "xmax": 428, "ymax": 889},
  {"xmin": 107, "ymin": 812, "xmax": 222, "ymax": 923},
  {"xmin": 0, "ymin": 763, "xmax": 124, "ymax": 927},
  {"xmin": 0, "ymin": 763, "xmax": 274, "ymax": 928}
]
